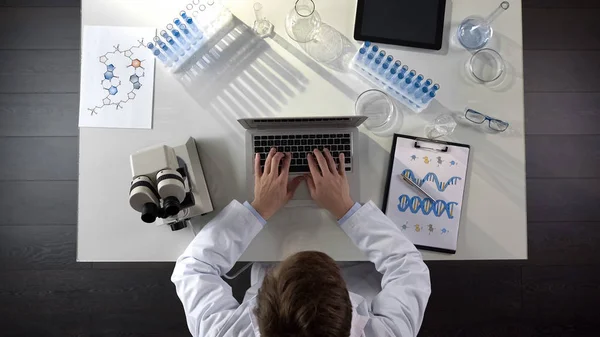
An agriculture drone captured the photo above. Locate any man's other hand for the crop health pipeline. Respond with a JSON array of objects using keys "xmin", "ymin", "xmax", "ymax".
[
  {"xmin": 251, "ymin": 148, "xmax": 304, "ymax": 220},
  {"xmin": 306, "ymin": 149, "xmax": 355, "ymax": 220}
]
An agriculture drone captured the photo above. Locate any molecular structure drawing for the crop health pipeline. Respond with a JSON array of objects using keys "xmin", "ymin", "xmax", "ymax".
[{"xmin": 88, "ymin": 38, "xmax": 146, "ymax": 115}]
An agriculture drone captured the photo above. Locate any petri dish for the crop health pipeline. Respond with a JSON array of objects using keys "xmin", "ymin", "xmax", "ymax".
[
  {"xmin": 469, "ymin": 48, "xmax": 505, "ymax": 83},
  {"xmin": 355, "ymin": 89, "xmax": 403, "ymax": 136}
]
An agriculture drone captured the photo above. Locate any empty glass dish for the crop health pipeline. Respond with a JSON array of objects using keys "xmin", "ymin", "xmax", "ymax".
[
  {"xmin": 355, "ymin": 89, "xmax": 403, "ymax": 137},
  {"xmin": 469, "ymin": 48, "xmax": 505, "ymax": 83}
]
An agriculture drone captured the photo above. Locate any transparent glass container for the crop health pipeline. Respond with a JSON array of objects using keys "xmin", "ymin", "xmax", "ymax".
[
  {"xmin": 457, "ymin": 1, "xmax": 510, "ymax": 50},
  {"xmin": 285, "ymin": 0, "xmax": 321, "ymax": 43}
]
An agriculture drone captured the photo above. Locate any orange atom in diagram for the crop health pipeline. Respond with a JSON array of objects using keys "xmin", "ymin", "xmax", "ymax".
[{"xmin": 131, "ymin": 58, "xmax": 142, "ymax": 68}]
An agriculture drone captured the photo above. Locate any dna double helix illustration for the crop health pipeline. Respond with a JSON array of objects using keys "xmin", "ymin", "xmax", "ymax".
[
  {"xmin": 401, "ymin": 169, "xmax": 461, "ymax": 192},
  {"xmin": 397, "ymin": 194, "xmax": 458, "ymax": 219}
]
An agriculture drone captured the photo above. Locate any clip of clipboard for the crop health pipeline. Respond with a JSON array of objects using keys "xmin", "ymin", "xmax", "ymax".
[{"xmin": 413, "ymin": 137, "xmax": 449, "ymax": 153}]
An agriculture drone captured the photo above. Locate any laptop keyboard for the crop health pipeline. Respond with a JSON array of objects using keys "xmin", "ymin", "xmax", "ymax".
[{"xmin": 254, "ymin": 133, "xmax": 352, "ymax": 173}]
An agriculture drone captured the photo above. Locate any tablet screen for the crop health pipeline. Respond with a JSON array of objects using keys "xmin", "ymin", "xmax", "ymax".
[{"xmin": 355, "ymin": 0, "xmax": 446, "ymax": 50}]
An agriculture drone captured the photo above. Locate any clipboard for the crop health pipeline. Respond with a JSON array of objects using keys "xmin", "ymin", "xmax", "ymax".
[{"xmin": 381, "ymin": 134, "xmax": 471, "ymax": 254}]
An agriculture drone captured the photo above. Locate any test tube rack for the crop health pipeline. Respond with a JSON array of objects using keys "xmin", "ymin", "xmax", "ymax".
[
  {"xmin": 349, "ymin": 42, "xmax": 440, "ymax": 113},
  {"xmin": 148, "ymin": 0, "xmax": 234, "ymax": 73}
]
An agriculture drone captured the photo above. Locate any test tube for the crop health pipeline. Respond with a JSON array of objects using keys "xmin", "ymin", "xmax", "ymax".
[
  {"xmin": 400, "ymin": 76, "xmax": 412, "ymax": 90},
  {"xmin": 406, "ymin": 70, "xmax": 416, "ymax": 80},
  {"xmin": 362, "ymin": 41, "xmax": 371, "ymax": 49},
  {"xmin": 169, "ymin": 25, "xmax": 191, "ymax": 50},
  {"xmin": 371, "ymin": 57, "xmax": 382, "ymax": 71},
  {"xmin": 378, "ymin": 50, "xmax": 386, "ymax": 59},
  {"xmin": 179, "ymin": 24, "xmax": 197, "ymax": 44},
  {"xmin": 431, "ymin": 84, "xmax": 440, "ymax": 93},
  {"xmin": 422, "ymin": 79, "xmax": 433, "ymax": 88},
  {"xmin": 147, "ymin": 42, "xmax": 171, "ymax": 67},
  {"xmin": 364, "ymin": 52, "xmax": 375, "ymax": 66},
  {"xmin": 385, "ymin": 55, "xmax": 393, "ymax": 64},
  {"xmin": 407, "ymin": 81, "xmax": 421, "ymax": 94},
  {"xmin": 157, "ymin": 39, "xmax": 179, "ymax": 62},
  {"xmin": 371, "ymin": 45, "xmax": 379, "ymax": 53},
  {"xmin": 356, "ymin": 47, "xmax": 367, "ymax": 62},
  {"xmin": 386, "ymin": 67, "xmax": 397, "ymax": 80},
  {"xmin": 181, "ymin": 11, "xmax": 202, "ymax": 36},
  {"xmin": 399, "ymin": 65, "xmax": 409, "ymax": 75},
  {"xmin": 414, "ymin": 86, "xmax": 428, "ymax": 99},
  {"xmin": 391, "ymin": 60, "xmax": 401, "ymax": 72},
  {"xmin": 422, "ymin": 91, "xmax": 436, "ymax": 104},
  {"xmin": 161, "ymin": 30, "xmax": 185, "ymax": 56},
  {"xmin": 392, "ymin": 71, "xmax": 405, "ymax": 85},
  {"xmin": 378, "ymin": 62, "xmax": 389, "ymax": 75},
  {"xmin": 414, "ymin": 74, "xmax": 424, "ymax": 84}
]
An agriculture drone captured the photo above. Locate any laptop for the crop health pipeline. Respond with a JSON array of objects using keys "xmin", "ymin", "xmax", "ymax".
[{"xmin": 238, "ymin": 116, "xmax": 368, "ymax": 206}]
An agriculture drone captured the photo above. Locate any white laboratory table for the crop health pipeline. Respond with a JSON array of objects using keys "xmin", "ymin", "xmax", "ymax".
[{"xmin": 78, "ymin": 0, "xmax": 527, "ymax": 261}]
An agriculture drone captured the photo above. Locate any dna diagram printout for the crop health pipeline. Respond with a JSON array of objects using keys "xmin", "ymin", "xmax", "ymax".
[{"xmin": 384, "ymin": 136, "xmax": 470, "ymax": 252}]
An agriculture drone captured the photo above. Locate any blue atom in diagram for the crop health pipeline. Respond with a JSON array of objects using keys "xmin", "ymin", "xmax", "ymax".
[{"xmin": 88, "ymin": 39, "xmax": 147, "ymax": 115}]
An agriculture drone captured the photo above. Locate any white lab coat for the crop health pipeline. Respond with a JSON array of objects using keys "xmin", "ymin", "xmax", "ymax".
[{"xmin": 172, "ymin": 200, "xmax": 431, "ymax": 337}]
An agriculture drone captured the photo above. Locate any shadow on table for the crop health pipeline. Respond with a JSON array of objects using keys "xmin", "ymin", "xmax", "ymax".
[
  {"xmin": 418, "ymin": 101, "xmax": 526, "ymax": 212},
  {"xmin": 174, "ymin": 16, "xmax": 309, "ymax": 142}
]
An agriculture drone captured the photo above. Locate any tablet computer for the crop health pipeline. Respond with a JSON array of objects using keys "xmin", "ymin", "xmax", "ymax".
[{"xmin": 354, "ymin": 0, "xmax": 447, "ymax": 50}]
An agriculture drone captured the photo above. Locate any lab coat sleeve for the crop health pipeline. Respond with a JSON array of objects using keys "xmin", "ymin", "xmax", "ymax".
[
  {"xmin": 171, "ymin": 200, "xmax": 264, "ymax": 337},
  {"xmin": 340, "ymin": 201, "xmax": 431, "ymax": 337}
]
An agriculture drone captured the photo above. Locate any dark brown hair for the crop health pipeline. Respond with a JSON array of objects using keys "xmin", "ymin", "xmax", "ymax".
[{"xmin": 254, "ymin": 251, "xmax": 352, "ymax": 337}]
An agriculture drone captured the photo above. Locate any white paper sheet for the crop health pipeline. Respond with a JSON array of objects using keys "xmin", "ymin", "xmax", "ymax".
[
  {"xmin": 384, "ymin": 136, "xmax": 470, "ymax": 252},
  {"xmin": 79, "ymin": 26, "xmax": 156, "ymax": 129}
]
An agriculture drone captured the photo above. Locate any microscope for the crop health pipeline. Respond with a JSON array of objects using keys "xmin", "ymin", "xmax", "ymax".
[{"xmin": 128, "ymin": 137, "xmax": 213, "ymax": 231}]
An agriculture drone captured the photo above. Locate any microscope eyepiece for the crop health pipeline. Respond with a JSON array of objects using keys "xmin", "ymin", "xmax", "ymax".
[
  {"xmin": 163, "ymin": 196, "xmax": 181, "ymax": 216},
  {"xmin": 141, "ymin": 202, "xmax": 159, "ymax": 223}
]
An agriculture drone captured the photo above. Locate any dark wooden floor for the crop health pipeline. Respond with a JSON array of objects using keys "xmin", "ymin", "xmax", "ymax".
[{"xmin": 0, "ymin": 0, "xmax": 598, "ymax": 336}]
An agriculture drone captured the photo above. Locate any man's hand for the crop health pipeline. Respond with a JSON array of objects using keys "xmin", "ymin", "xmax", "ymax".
[
  {"xmin": 306, "ymin": 149, "xmax": 355, "ymax": 219},
  {"xmin": 251, "ymin": 148, "xmax": 304, "ymax": 220}
]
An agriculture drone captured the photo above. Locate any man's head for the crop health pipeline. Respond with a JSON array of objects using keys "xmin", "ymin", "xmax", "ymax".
[{"xmin": 254, "ymin": 251, "xmax": 352, "ymax": 337}]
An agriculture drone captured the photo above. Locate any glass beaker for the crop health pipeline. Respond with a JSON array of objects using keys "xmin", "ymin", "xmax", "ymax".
[
  {"xmin": 457, "ymin": 1, "xmax": 510, "ymax": 50},
  {"xmin": 355, "ymin": 89, "xmax": 403, "ymax": 137},
  {"xmin": 285, "ymin": 0, "xmax": 321, "ymax": 43}
]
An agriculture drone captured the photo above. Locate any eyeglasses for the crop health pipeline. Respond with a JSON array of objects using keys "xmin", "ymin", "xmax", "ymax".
[{"xmin": 464, "ymin": 109, "xmax": 509, "ymax": 132}]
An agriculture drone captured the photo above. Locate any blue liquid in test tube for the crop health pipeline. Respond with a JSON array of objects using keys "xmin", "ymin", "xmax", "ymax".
[
  {"xmin": 385, "ymin": 55, "xmax": 393, "ymax": 64},
  {"xmin": 371, "ymin": 45, "xmax": 379, "ymax": 53},
  {"xmin": 378, "ymin": 50, "xmax": 386, "ymax": 59},
  {"xmin": 422, "ymin": 79, "xmax": 433, "ymax": 88},
  {"xmin": 386, "ymin": 67, "xmax": 397, "ymax": 80},
  {"xmin": 356, "ymin": 47, "xmax": 367, "ymax": 62},
  {"xmin": 147, "ymin": 42, "xmax": 171, "ymax": 66},
  {"xmin": 392, "ymin": 72, "xmax": 405, "ymax": 85},
  {"xmin": 400, "ymin": 77, "xmax": 412, "ymax": 90},
  {"xmin": 406, "ymin": 70, "xmax": 416, "ymax": 80},
  {"xmin": 371, "ymin": 57, "xmax": 382, "ymax": 71},
  {"xmin": 407, "ymin": 81, "xmax": 421, "ymax": 94},
  {"xmin": 414, "ymin": 86, "xmax": 428, "ymax": 99},
  {"xmin": 158, "ymin": 40, "xmax": 179, "ymax": 62},
  {"xmin": 414, "ymin": 74, "xmax": 424, "ymax": 84},
  {"xmin": 171, "ymin": 29, "xmax": 191, "ymax": 50},
  {"xmin": 422, "ymin": 91, "xmax": 436, "ymax": 104},
  {"xmin": 364, "ymin": 52, "xmax": 375, "ymax": 66},
  {"xmin": 399, "ymin": 65, "xmax": 409, "ymax": 75},
  {"xmin": 362, "ymin": 41, "xmax": 371, "ymax": 49},
  {"xmin": 160, "ymin": 30, "xmax": 184, "ymax": 56},
  {"xmin": 391, "ymin": 60, "xmax": 401, "ymax": 72},
  {"xmin": 431, "ymin": 84, "xmax": 440, "ymax": 93},
  {"xmin": 378, "ymin": 62, "xmax": 389, "ymax": 75},
  {"xmin": 179, "ymin": 24, "xmax": 197, "ymax": 44}
]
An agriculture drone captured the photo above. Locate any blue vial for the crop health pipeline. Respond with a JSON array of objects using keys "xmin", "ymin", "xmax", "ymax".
[
  {"xmin": 378, "ymin": 62, "xmax": 389, "ymax": 75},
  {"xmin": 407, "ymin": 81, "xmax": 421, "ymax": 94},
  {"xmin": 179, "ymin": 24, "xmax": 197, "ymax": 44},
  {"xmin": 371, "ymin": 45, "xmax": 379, "ymax": 53},
  {"xmin": 422, "ymin": 91, "xmax": 436, "ymax": 104},
  {"xmin": 185, "ymin": 17, "xmax": 202, "ymax": 36},
  {"xmin": 158, "ymin": 40, "xmax": 179, "ymax": 62},
  {"xmin": 400, "ymin": 77, "xmax": 412, "ymax": 90},
  {"xmin": 423, "ymin": 79, "xmax": 433, "ymax": 88},
  {"xmin": 406, "ymin": 70, "xmax": 416, "ymax": 80},
  {"xmin": 385, "ymin": 67, "xmax": 397, "ymax": 80},
  {"xmin": 392, "ymin": 71, "xmax": 405, "ymax": 85},
  {"xmin": 371, "ymin": 57, "xmax": 382, "ymax": 71},
  {"xmin": 147, "ymin": 42, "xmax": 170, "ymax": 66},
  {"xmin": 391, "ymin": 60, "xmax": 401, "ymax": 71},
  {"xmin": 160, "ymin": 30, "xmax": 184, "ymax": 56},
  {"xmin": 364, "ymin": 52, "xmax": 375, "ymax": 66},
  {"xmin": 356, "ymin": 47, "xmax": 367, "ymax": 62},
  {"xmin": 378, "ymin": 50, "xmax": 386, "ymax": 59},
  {"xmin": 385, "ymin": 55, "xmax": 393, "ymax": 64},
  {"xmin": 431, "ymin": 84, "xmax": 440, "ymax": 93},
  {"xmin": 362, "ymin": 41, "xmax": 371, "ymax": 49},
  {"xmin": 414, "ymin": 74, "xmax": 424, "ymax": 84},
  {"xmin": 171, "ymin": 28, "xmax": 190, "ymax": 50},
  {"xmin": 399, "ymin": 65, "xmax": 409, "ymax": 75},
  {"xmin": 414, "ymin": 86, "xmax": 428, "ymax": 99}
]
